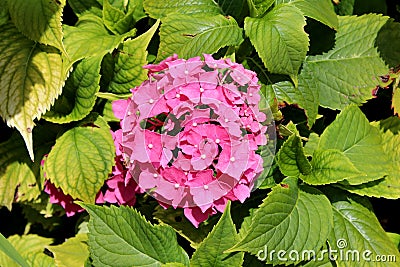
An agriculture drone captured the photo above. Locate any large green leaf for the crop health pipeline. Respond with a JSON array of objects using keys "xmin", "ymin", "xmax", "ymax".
[
  {"xmin": 44, "ymin": 115, "xmax": 115, "ymax": 203},
  {"xmin": 339, "ymin": 128, "xmax": 400, "ymax": 199},
  {"xmin": 0, "ymin": 235, "xmax": 54, "ymax": 267},
  {"xmin": 8, "ymin": 0, "xmax": 66, "ymax": 53},
  {"xmin": 300, "ymin": 14, "xmax": 389, "ymax": 110},
  {"xmin": 327, "ymin": 192, "xmax": 400, "ymax": 267},
  {"xmin": 158, "ymin": 14, "xmax": 243, "ymax": 61},
  {"xmin": 44, "ymin": 56, "xmax": 103, "ymax": 123},
  {"xmin": 301, "ymin": 149, "xmax": 364, "ymax": 185},
  {"xmin": 143, "ymin": 0, "xmax": 221, "ymax": 19},
  {"xmin": 227, "ymin": 177, "xmax": 333, "ymax": 265},
  {"xmin": 0, "ymin": 233, "xmax": 29, "ymax": 267},
  {"xmin": 63, "ymin": 13, "xmax": 136, "ymax": 64},
  {"xmin": 290, "ymin": 0, "xmax": 338, "ymax": 29},
  {"xmin": 277, "ymin": 134, "xmax": 311, "ymax": 177},
  {"xmin": 0, "ymin": 22, "xmax": 66, "ymax": 160},
  {"xmin": 108, "ymin": 20, "xmax": 160, "ymax": 94},
  {"xmin": 191, "ymin": 202, "xmax": 244, "ymax": 267},
  {"xmin": 47, "ymin": 234, "xmax": 89, "ymax": 267},
  {"xmin": 245, "ymin": 4, "xmax": 309, "ymax": 78},
  {"xmin": 318, "ymin": 105, "xmax": 389, "ymax": 185},
  {"xmin": 81, "ymin": 204, "xmax": 190, "ymax": 267}
]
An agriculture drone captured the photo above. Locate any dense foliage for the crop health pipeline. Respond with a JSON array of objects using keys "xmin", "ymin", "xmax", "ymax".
[{"xmin": 0, "ymin": 0, "xmax": 400, "ymax": 266}]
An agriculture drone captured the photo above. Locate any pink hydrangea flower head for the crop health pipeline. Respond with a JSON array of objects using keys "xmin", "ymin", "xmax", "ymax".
[{"xmin": 115, "ymin": 54, "xmax": 275, "ymax": 227}]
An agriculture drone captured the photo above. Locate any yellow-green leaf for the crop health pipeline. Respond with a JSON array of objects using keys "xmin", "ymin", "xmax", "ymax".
[
  {"xmin": 8, "ymin": 0, "xmax": 66, "ymax": 53},
  {"xmin": 44, "ymin": 115, "xmax": 115, "ymax": 203},
  {"xmin": 108, "ymin": 20, "xmax": 160, "ymax": 93},
  {"xmin": 47, "ymin": 234, "xmax": 89, "ymax": 267},
  {"xmin": 0, "ymin": 22, "xmax": 66, "ymax": 160}
]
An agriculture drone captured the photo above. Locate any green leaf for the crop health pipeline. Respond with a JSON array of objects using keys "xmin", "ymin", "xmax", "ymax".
[
  {"xmin": 153, "ymin": 206, "xmax": 218, "ymax": 248},
  {"xmin": 127, "ymin": 0, "xmax": 147, "ymax": 22},
  {"xmin": 277, "ymin": 134, "xmax": 311, "ymax": 177},
  {"xmin": 215, "ymin": 0, "xmax": 247, "ymax": 21},
  {"xmin": 338, "ymin": 128, "xmax": 400, "ymax": 199},
  {"xmin": 8, "ymin": 0, "xmax": 66, "ymax": 53},
  {"xmin": 387, "ymin": 233, "xmax": 400, "ymax": 249},
  {"xmin": 376, "ymin": 20, "xmax": 400, "ymax": 68},
  {"xmin": 245, "ymin": 4, "xmax": 309, "ymax": 77},
  {"xmin": 81, "ymin": 204, "xmax": 190, "ymax": 267},
  {"xmin": 161, "ymin": 263, "xmax": 187, "ymax": 267},
  {"xmin": 299, "ymin": 244, "xmax": 335, "ymax": 267},
  {"xmin": 44, "ymin": 55, "xmax": 103, "ymax": 123},
  {"xmin": 303, "ymin": 132, "xmax": 319, "ymax": 156},
  {"xmin": 327, "ymin": 192, "xmax": 400, "ymax": 267},
  {"xmin": 68, "ymin": 0, "xmax": 103, "ymax": 17},
  {"xmin": 300, "ymin": 14, "xmax": 389, "ymax": 110},
  {"xmin": 0, "ymin": 233, "xmax": 29, "ymax": 267},
  {"xmin": 378, "ymin": 116, "xmax": 400, "ymax": 134},
  {"xmin": 301, "ymin": 149, "xmax": 364, "ymax": 185},
  {"xmin": 290, "ymin": 0, "xmax": 338, "ymax": 29},
  {"xmin": 334, "ymin": 0, "xmax": 355, "ymax": 16},
  {"xmin": 63, "ymin": 13, "xmax": 136, "ymax": 64},
  {"xmin": 158, "ymin": 14, "xmax": 243, "ymax": 61},
  {"xmin": 191, "ymin": 202, "xmax": 244, "ymax": 267},
  {"xmin": 247, "ymin": 0, "xmax": 274, "ymax": 17},
  {"xmin": 0, "ymin": 0, "xmax": 9, "ymax": 26},
  {"xmin": 102, "ymin": 100, "xmax": 119, "ymax": 122},
  {"xmin": 108, "ymin": 20, "xmax": 160, "ymax": 94},
  {"xmin": 47, "ymin": 234, "xmax": 89, "ymax": 267},
  {"xmin": 0, "ymin": 133, "xmax": 43, "ymax": 209},
  {"xmin": 143, "ymin": 0, "xmax": 221, "ymax": 19},
  {"xmin": 0, "ymin": 235, "xmax": 53, "ymax": 267},
  {"xmin": 318, "ymin": 105, "xmax": 389, "ymax": 185},
  {"xmin": 44, "ymin": 115, "xmax": 115, "ymax": 203},
  {"xmin": 227, "ymin": 177, "xmax": 333, "ymax": 265},
  {"xmin": 270, "ymin": 78, "xmax": 318, "ymax": 126},
  {"xmin": 103, "ymin": 0, "xmax": 135, "ymax": 35},
  {"xmin": 0, "ymin": 22, "xmax": 66, "ymax": 160}
]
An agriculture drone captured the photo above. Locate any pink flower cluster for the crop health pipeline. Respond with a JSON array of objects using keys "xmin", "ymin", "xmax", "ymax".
[{"xmin": 114, "ymin": 54, "xmax": 268, "ymax": 227}]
